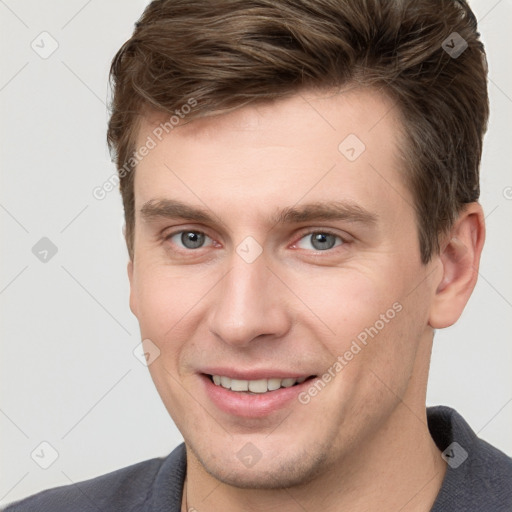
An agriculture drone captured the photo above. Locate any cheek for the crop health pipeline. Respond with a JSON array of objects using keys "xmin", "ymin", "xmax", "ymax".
[
  {"xmin": 342, "ymin": 283, "xmax": 431, "ymax": 396},
  {"xmin": 133, "ymin": 263, "xmax": 208, "ymax": 335},
  {"xmin": 295, "ymin": 265, "xmax": 425, "ymax": 382},
  {"xmin": 294, "ymin": 267, "xmax": 401, "ymax": 339}
]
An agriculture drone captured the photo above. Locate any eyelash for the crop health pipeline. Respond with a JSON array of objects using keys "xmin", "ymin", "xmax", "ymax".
[{"xmin": 163, "ymin": 228, "xmax": 348, "ymax": 253}]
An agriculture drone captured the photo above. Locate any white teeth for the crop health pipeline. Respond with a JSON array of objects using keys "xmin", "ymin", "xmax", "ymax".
[
  {"xmin": 267, "ymin": 378, "xmax": 282, "ymax": 391},
  {"xmin": 230, "ymin": 379, "xmax": 249, "ymax": 392},
  {"xmin": 248, "ymin": 379, "xmax": 268, "ymax": 393},
  {"xmin": 281, "ymin": 378, "xmax": 296, "ymax": 388},
  {"xmin": 211, "ymin": 375, "xmax": 309, "ymax": 393}
]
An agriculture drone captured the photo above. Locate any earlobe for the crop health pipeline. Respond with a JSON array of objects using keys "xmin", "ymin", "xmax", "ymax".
[{"xmin": 429, "ymin": 203, "xmax": 485, "ymax": 329}]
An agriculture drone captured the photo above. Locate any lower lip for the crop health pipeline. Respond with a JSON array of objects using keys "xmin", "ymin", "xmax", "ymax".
[{"xmin": 200, "ymin": 374, "xmax": 315, "ymax": 418}]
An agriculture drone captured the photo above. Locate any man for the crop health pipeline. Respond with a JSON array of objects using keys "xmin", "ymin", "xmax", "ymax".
[{"xmin": 5, "ymin": 0, "xmax": 511, "ymax": 511}]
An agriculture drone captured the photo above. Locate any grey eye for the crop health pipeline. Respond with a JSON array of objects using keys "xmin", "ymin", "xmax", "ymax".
[
  {"xmin": 172, "ymin": 231, "xmax": 207, "ymax": 249},
  {"xmin": 297, "ymin": 232, "xmax": 342, "ymax": 251}
]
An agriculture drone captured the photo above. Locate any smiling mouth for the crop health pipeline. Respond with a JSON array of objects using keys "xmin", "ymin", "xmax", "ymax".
[{"xmin": 206, "ymin": 374, "xmax": 317, "ymax": 394}]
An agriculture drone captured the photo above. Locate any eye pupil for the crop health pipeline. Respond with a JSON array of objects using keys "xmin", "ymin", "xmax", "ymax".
[
  {"xmin": 181, "ymin": 231, "xmax": 205, "ymax": 249},
  {"xmin": 311, "ymin": 233, "xmax": 336, "ymax": 250}
]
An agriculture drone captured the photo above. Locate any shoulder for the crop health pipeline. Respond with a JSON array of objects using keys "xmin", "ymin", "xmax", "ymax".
[
  {"xmin": 429, "ymin": 406, "xmax": 512, "ymax": 511},
  {"xmin": 464, "ymin": 435, "xmax": 512, "ymax": 504},
  {"xmin": 2, "ymin": 444, "xmax": 186, "ymax": 512}
]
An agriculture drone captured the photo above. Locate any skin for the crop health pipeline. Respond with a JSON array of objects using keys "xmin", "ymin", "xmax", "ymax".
[{"xmin": 127, "ymin": 88, "xmax": 485, "ymax": 512}]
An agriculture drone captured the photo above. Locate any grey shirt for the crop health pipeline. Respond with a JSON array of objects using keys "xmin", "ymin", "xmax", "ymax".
[{"xmin": 4, "ymin": 406, "xmax": 512, "ymax": 511}]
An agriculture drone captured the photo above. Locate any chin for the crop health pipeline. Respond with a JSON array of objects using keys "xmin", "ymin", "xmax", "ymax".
[{"xmin": 187, "ymin": 438, "xmax": 331, "ymax": 490}]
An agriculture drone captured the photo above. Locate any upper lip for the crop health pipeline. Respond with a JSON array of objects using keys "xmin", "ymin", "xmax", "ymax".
[{"xmin": 200, "ymin": 368, "xmax": 316, "ymax": 380}]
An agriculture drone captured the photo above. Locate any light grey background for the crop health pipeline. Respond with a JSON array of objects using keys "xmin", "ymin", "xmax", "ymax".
[{"xmin": 1, "ymin": 0, "xmax": 511, "ymax": 506}]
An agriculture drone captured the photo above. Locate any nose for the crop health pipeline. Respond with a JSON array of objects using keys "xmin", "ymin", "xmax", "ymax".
[{"xmin": 208, "ymin": 254, "xmax": 291, "ymax": 348}]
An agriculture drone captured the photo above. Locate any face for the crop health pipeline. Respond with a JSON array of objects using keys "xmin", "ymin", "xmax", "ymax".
[{"xmin": 128, "ymin": 88, "xmax": 440, "ymax": 489}]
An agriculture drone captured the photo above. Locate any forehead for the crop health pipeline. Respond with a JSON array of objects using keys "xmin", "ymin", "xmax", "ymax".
[
  {"xmin": 139, "ymin": 87, "xmax": 401, "ymax": 145},
  {"xmin": 133, "ymin": 88, "xmax": 411, "ymax": 224}
]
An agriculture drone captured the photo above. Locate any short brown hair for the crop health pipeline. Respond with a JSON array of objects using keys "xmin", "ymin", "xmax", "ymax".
[{"xmin": 107, "ymin": 0, "xmax": 489, "ymax": 263}]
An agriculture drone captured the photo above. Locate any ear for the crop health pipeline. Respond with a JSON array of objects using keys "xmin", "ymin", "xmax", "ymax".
[
  {"xmin": 127, "ymin": 259, "xmax": 138, "ymax": 317},
  {"xmin": 429, "ymin": 203, "xmax": 485, "ymax": 329}
]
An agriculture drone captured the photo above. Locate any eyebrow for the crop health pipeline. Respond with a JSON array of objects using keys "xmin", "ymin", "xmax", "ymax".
[
  {"xmin": 140, "ymin": 199, "xmax": 212, "ymax": 223},
  {"xmin": 273, "ymin": 201, "xmax": 377, "ymax": 225},
  {"xmin": 140, "ymin": 199, "xmax": 377, "ymax": 226}
]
